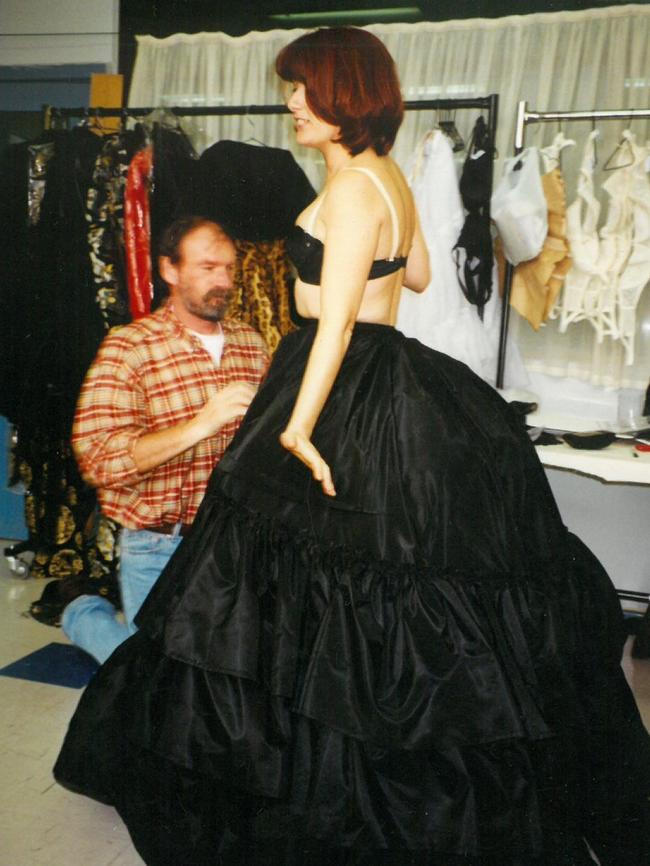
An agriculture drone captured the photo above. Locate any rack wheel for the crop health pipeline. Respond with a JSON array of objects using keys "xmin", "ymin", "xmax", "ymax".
[{"xmin": 6, "ymin": 556, "xmax": 30, "ymax": 579}]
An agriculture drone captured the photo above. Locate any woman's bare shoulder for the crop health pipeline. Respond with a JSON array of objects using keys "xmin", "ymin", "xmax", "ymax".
[{"xmin": 324, "ymin": 167, "xmax": 384, "ymax": 215}]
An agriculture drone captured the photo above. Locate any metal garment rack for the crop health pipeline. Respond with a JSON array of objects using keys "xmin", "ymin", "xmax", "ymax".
[
  {"xmin": 496, "ymin": 100, "xmax": 650, "ymax": 389},
  {"xmin": 499, "ymin": 101, "xmax": 650, "ymax": 642}
]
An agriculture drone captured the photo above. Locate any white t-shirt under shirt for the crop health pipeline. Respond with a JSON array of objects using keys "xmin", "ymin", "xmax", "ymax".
[{"xmin": 191, "ymin": 325, "xmax": 225, "ymax": 367}]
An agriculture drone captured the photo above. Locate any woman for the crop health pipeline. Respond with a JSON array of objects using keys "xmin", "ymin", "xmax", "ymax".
[{"xmin": 55, "ymin": 28, "xmax": 649, "ymax": 866}]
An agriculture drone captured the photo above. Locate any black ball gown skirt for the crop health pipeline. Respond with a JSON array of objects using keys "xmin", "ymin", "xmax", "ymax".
[{"xmin": 55, "ymin": 322, "xmax": 650, "ymax": 866}]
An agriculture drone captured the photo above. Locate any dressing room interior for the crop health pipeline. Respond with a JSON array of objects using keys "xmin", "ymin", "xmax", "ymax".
[{"xmin": 1, "ymin": 2, "xmax": 649, "ymax": 865}]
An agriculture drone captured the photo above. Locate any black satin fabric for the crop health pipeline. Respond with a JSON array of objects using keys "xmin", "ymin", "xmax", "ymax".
[{"xmin": 54, "ymin": 323, "xmax": 650, "ymax": 866}]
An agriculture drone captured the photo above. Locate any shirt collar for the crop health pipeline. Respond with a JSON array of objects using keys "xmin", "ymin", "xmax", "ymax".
[{"xmin": 163, "ymin": 301, "xmax": 233, "ymax": 346}]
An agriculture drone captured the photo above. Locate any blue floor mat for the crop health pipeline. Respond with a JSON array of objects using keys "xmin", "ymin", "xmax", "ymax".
[{"xmin": 0, "ymin": 642, "xmax": 99, "ymax": 688}]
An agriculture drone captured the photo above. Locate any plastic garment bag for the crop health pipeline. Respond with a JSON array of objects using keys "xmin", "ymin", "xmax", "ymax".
[{"xmin": 491, "ymin": 147, "xmax": 547, "ymax": 266}]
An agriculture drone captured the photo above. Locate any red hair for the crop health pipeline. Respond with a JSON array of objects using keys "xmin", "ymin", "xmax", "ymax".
[{"xmin": 276, "ymin": 27, "xmax": 404, "ymax": 156}]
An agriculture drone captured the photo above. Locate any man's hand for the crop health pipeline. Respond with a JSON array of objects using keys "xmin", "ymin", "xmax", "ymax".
[
  {"xmin": 195, "ymin": 382, "xmax": 258, "ymax": 437},
  {"xmin": 133, "ymin": 382, "xmax": 258, "ymax": 475}
]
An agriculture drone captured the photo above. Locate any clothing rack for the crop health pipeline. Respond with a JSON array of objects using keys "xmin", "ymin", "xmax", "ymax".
[
  {"xmin": 497, "ymin": 100, "xmax": 650, "ymax": 389},
  {"xmin": 498, "ymin": 101, "xmax": 650, "ymax": 648},
  {"xmin": 44, "ymin": 97, "xmax": 499, "ymax": 204}
]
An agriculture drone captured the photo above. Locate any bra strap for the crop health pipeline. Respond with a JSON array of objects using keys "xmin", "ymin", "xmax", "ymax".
[{"xmin": 341, "ymin": 167, "xmax": 400, "ymax": 260}]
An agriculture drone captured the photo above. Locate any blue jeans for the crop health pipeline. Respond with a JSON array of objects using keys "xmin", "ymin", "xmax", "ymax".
[{"xmin": 62, "ymin": 527, "xmax": 182, "ymax": 664}]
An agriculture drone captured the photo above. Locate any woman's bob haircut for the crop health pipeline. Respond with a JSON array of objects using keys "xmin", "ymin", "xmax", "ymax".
[{"xmin": 276, "ymin": 27, "xmax": 404, "ymax": 156}]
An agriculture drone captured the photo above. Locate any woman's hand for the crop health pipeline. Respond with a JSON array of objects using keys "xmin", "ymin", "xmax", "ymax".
[{"xmin": 280, "ymin": 428, "xmax": 336, "ymax": 497}]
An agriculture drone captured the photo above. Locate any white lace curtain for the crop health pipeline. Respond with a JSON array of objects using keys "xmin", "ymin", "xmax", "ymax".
[{"xmin": 129, "ymin": 4, "xmax": 650, "ymax": 392}]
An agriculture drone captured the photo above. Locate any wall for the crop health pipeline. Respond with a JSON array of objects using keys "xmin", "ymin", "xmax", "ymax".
[
  {"xmin": 0, "ymin": 0, "xmax": 119, "ymax": 69},
  {"xmin": 0, "ymin": 1, "xmax": 119, "ymax": 540}
]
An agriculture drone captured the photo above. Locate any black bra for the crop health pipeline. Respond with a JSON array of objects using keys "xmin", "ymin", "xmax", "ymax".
[
  {"xmin": 285, "ymin": 167, "xmax": 408, "ymax": 285},
  {"xmin": 286, "ymin": 226, "xmax": 407, "ymax": 285}
]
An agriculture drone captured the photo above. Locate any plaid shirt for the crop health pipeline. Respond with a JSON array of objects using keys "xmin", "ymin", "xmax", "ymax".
[{"xmin": 72, "ymin": 303, "xmax": 269, "ymax": 529}]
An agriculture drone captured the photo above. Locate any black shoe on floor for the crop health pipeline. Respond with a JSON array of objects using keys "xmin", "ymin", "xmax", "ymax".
[{"xmin": 29, "ymin": 576, "xmax": 120, "ymax": 627}]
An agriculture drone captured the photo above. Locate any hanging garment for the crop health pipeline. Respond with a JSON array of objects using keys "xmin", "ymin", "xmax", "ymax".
[
  {"xmin": 187, "ymin": 139, "xmax": 315, "ymax": 348},
  {"xmin": 124, "ymin": 145, "xmax": 154, "ymax": 320},
  {"xmin": 0, "ymin": 134, "xmax": 52, "ymax": 422},
  {"xmin": 190, "ymin": 139, "xmax": 316, "ymax": 242},
  {"xmin": 557, "ymin": 130, "xmax": 603, "ymax": 333},
  {"xmin": 491, "ymin": 147, "xmax": 547, "ymax": 266},
  {"xmin": 452, "ymin": 115, "xmax": 494, "ymax": 318},
  {"xmin": 228, "ymin": 239, "xmax": 296, "ymax": 353},
  {"xmin": 539, "ymin": 134, "xmax": 575, "ymax": 321},
  {"xmin": 398, "ymin": 130, "xmax": 527, "ymax": 388},
  {"xmin": 55, "ymin": 320, "xmax": 650, "ymax": 866},
  {"xmin": 149, "ymin": 123, "xmax": 198, "ymax": 309},
  {"xmin": 613, "ymin": 135, "xmax": 650, "ymax": 364},
  {"xmin": 500, "ymin": 138, "xmax": 573, "ymax": 331},
  {"xmin": 87, "ymin": 128, "xmax": 147, "ymax": 331},
  {"xmin": 2, "ymin": 127, "xmax": 118, "ymax": 589},
  {"xmin": 592, "ymin": 131, "xmax": 637, "ymax": 344},
  {"xmin": 27, "ymin": 140, "xmax": 55, "ymax": 226}
]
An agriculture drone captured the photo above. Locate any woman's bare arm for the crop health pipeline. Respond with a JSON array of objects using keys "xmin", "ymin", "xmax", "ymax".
[
  {"xmin": 280, "ymin": 171, "xmax": 381, "ymax": 495},
  {"xmin": 403, "ymin": 209, "xmax": 430, "ymax": 293}
]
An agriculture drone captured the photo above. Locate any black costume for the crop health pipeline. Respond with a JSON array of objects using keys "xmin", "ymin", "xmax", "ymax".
[
  {"xmin": 191, "ymin": 139, "xmax": 316, "ymax": 242},
  {"xmin": 453, "ymin": 116, "xmax": 495, "ymax": 320},
  {"xmin": 54, "ymin": 318, "xmax": 649, "ymax": 865}
]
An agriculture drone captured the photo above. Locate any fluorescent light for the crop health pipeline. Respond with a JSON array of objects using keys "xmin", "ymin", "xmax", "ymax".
[{"xmin": 270, "ymin": 8, "xmax": 422, "ymax": 24}]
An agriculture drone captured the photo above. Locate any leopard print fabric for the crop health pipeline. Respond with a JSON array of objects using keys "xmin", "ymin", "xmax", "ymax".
[{"xmin": 229, "ymin": 239, "xmax": 296, "ymax": 353}]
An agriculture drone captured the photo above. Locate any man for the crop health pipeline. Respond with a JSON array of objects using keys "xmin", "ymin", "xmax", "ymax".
[{"xmin": 62, "ymin": 216, "xmax": 269, "ymax": 663}]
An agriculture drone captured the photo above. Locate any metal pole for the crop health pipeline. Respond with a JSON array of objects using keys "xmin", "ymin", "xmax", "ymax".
[
  {"xmin": 496, "ymin": 101, "xmax": 527, "ymax": 389},
  {"xmin": 47, "ymin": 95, "xmax": 498, "ymax": 119}
]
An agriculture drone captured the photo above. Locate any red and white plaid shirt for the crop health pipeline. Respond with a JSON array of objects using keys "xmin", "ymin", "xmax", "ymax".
[{"xmin": 72, "ymin": 303, "xmax": 269, "ymax": 529}]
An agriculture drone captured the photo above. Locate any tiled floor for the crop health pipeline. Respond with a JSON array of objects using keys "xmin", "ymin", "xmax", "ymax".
[
  {"xmin": 0, "ymin": 546, "xmax": 144, "ymax": 866},
  {"xmin": 1, "ymin": 542, "xmax": 649, "ymax": 866}
]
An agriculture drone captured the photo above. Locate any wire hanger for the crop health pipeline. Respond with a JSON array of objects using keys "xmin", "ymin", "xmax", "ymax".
[
  {"xmin": 77, "ymin": 106, "xmax": 92, "ymax": 129},
  {"xmin": 140, "ymin": 106, "xmax": 184, "ymax": 131},
  {"xmin": 541, "ymin": 129, "xmax": 576, "ymax": 171},
  {"xmin": 438, "ymin": 109, "xmax": 465, "ymax": 152},
  {"xmin": 590, "ymin": 117, "xmax": 599, "ymax": 168},
  {"xmin": 603, "ymin": 121, "xmax": 635, "ymax": 171},
  {"xmin": 75, "ymin": 106, "xmax": 106, "ymax": 135},
  {"xmin": 89, "ymin": 107, "xmax": 112, "ymax": 136},
  {"xmin": 243, "ymin": 114, "xmax": 268, "ymax": 147}
]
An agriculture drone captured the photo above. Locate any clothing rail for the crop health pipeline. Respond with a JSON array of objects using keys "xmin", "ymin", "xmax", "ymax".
[
  {"xmin": 45, "ymin": 95, "xmax": 498, "ymax": 120},
  {"xmin": 497, "ymin": 100, "xmax": 650, "ymax": 389},
  {"xmin": 43, "ymin": 98, "xmax": 498, "ymax": 180}
]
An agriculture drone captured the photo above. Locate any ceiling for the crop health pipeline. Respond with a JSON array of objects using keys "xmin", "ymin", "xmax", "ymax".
[
  {"xmin": 118, "ymin": 1, "xmax": 644, "ymax": 86},
  {"xmin": 120, "ymin": 0, "xmax": 641, "ymax": 39}
]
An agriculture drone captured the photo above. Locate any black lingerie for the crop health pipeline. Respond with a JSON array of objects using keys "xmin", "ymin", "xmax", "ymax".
[{"xmin": 286, "ymin": 224, "xmax": 407, "ymax": 285}]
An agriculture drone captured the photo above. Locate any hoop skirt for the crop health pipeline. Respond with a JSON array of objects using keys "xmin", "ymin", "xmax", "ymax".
[{"xmin": 54, "ymin": 322, "xmax": 650, "ymax": 866}]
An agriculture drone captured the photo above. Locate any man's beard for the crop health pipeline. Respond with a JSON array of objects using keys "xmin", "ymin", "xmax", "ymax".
[{"xmin": 186, "ymin": 288, "xmax": 233, "ymax": 322}]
